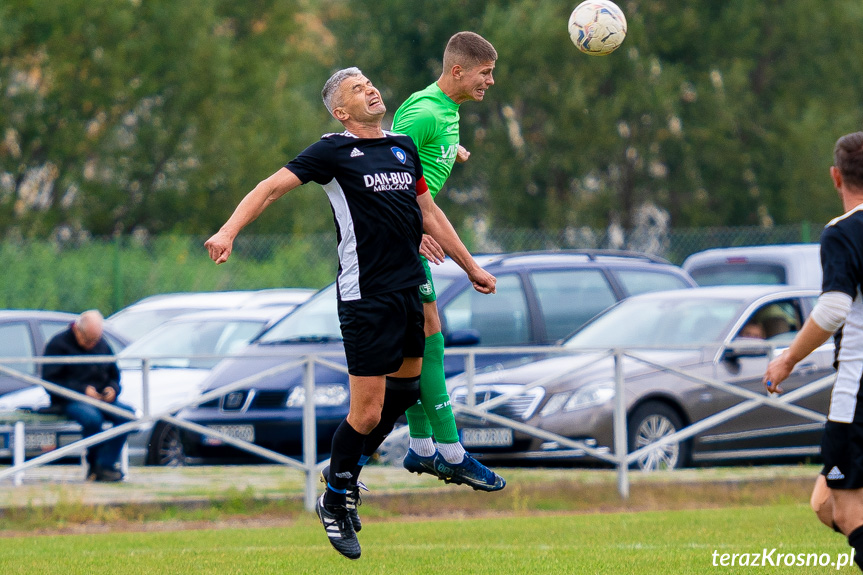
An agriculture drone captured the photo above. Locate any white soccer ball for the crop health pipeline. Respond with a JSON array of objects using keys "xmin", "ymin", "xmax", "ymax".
[{"xmin": 568, "ymin": 0, "xmax": 628, "ymax": 56}]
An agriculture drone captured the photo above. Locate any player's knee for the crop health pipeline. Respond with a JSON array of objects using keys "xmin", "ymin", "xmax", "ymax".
[
  {"xmin": 350, "ymin": 409, "xmax": 382, "ymax": 435},
  {"xmin": 810, "ymin": 475, "xmax": 835, "ymax": 528}
]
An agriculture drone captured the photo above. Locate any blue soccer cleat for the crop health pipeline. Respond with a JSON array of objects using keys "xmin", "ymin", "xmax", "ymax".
[
  {"xmin": 433, "ymin": 453, "xmax": 506, "ymax": 492},
  {"xmin": 403, "ymin": 448, "xmax": 439, "ymax": 477}
]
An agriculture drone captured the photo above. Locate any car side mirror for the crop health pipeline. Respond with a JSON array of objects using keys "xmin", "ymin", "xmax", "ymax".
[
  {"xmin": 723, "ymin": 341, "xmax": 771, "ymax": 361},
  {"xmin": 444, "ymin": 329, "xmax": 481, "ymax": 347}
]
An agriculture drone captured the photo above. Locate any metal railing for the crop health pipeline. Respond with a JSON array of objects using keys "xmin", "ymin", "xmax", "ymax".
[{"xmin": 0, "ymin": 343, "xmax": 833, "ymax": 507}]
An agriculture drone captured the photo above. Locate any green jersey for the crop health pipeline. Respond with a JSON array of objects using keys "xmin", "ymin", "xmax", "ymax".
[{"xmin": 392, "ymin": 82, "xmax": 460, "ymax": 198}]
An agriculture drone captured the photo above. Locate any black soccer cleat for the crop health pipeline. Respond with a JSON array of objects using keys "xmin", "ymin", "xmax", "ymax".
[
  {"xmin": 320, "ymin": 465, "xmax": 367, "ymax": 532},
  {"xmin": 316, "ymin": 494, "xmax": 361, "ymax": 560}
]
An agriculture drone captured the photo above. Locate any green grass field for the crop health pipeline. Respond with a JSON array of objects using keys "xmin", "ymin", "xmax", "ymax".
[{"xmin": 0, "ymin": 503, "xmax": 856, "ymax": 575}]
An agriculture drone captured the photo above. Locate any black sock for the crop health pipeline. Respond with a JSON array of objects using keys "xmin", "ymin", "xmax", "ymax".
[
  {"xmin": 324, "ymin": 419, "xmax": 366, "ymax": 509},
  {"xmin": 359, "ymin": 377, "xmax": 421, "ymax": 467},
  {"xmin": 848, "ymin": 525, "xmax": 863, "ymax": 571}
]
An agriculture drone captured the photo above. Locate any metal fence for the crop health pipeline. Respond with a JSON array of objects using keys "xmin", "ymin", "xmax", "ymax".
[
  {"xmin": 0, "ymin": 223, "xmax": 819, "ymax": 314},
  {"xmin": 0, "ymin": 343, "xmax": 833, "ymax": 509}
]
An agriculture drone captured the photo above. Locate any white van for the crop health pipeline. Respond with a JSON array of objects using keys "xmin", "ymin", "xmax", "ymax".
[{"xmin": 682, "ymin": 244, "xmax": 821, "ymax": 289}]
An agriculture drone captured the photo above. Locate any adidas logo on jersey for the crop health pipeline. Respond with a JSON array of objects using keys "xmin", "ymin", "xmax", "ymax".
[
  {"xmin": 350, "ymin": 148, "xmax": 364, "ymax": 157},
  {"xmin": 827, "ymin": 466, "xmax": 845, "ymax": 481}
]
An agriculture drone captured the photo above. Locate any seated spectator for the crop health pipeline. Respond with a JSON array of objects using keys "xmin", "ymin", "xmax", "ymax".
[{"xmin": 42, "ymin": 310, "xmax": 135, "ymax": 482}]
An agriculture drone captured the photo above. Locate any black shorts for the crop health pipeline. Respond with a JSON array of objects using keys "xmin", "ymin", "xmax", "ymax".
[
  {"xmin": 821, "ymin": 420, "xmax": 863, "ymax": 489},
  {"xmin": 338, "ymin": 286, "xmax": 425, "ymax": 377}
]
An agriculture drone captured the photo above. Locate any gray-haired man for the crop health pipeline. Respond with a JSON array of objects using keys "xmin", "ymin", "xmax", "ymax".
[{"xmin": 205, "ymin": 67, "xmax": 495, "ymax": 560}]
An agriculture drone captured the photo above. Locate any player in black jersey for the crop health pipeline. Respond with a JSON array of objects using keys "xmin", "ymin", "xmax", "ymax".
[
  {"xmin": 205, "ymin": 67, "xmax": 496, "ymax": 560},
  {"xmin": 764, "ymin": 132, "xmax": 863, "ymax": 572}
]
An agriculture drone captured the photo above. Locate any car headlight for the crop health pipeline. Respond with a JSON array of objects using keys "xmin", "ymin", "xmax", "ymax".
[
  {"xmin": 541, "ymin": 382, "xmax": 615, "ymax": 416},
  {"xmin": 286, "ymin": 384, "xmax": 349, "ymax": 407}
]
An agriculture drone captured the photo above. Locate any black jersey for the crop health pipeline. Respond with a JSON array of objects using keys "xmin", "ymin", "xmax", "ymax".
[
  {"xmin": 822, "ymin": 204, "xmax": 863, "ymax": 422},
  {"xmin": 286, "ymin": 131, "xmax": 428, "ymax": 301}
]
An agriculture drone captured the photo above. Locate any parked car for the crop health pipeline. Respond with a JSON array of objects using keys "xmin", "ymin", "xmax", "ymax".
[
  {"xmin": 0, "ymin": 307, "xmax": 288, "ymax": 465},
  {"xmin": 106, "ymin": 288, "xmax": 315, "ymax": 342},
  {"xmin": 682, "ymin": 244, "xmax": 821, "ymax": 288},
  {"xmin": 0, "ymin": 310, "xmax": 129, "ymax": 396},
  {"xmin": 176, "ymin": 250, "xmax": 697, "ymax": 463},
  {"xmin": 447, "ymin": 285, "xmax": 832, "ymax": 470}
]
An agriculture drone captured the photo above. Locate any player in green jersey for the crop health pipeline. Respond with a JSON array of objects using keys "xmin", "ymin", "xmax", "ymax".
[{"xmin": 390, "ymin": 31, "xmax": 505, "ymax": 491}]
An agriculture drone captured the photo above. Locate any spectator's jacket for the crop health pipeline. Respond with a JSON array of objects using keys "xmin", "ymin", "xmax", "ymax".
[{"xmin": 42, "ymin": 325, "xmax": 120, "ymax": 406}]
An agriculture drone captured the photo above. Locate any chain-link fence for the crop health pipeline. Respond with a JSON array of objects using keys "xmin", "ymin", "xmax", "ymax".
[{"xmin": 0, "ymin": 223, "xmax": 819, "ymax": 315}]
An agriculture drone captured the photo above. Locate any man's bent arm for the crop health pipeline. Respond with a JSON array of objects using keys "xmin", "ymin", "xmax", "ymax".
[
  {"xmin": 763, "ymin": 316, "xmax": 834, "ymax": 392},
  {"xmin": 417, "ymin": 193, "xmax": 495, "ymax": 293},
  {"xmin": 206, "ymin": 168, "xmax": 302, "ymax": 264}
]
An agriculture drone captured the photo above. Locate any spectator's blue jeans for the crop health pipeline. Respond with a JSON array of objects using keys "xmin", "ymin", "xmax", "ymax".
[{"xmin": 64, "ymin": 400, "xmax": 136, "ymax": 470}]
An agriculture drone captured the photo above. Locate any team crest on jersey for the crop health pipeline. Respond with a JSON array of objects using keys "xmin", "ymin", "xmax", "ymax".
[{"xmin": 391, "ymin": 146, "xmax": 406, "ymax": 164}]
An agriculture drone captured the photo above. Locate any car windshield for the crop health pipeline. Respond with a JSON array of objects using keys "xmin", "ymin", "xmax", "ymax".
[
  {"xmin": 258, "ymin": 285, "xmax": 342, "ymax": 343},
  {"xmin": 109, "ymin": 308, "xmax": 203, "ymax": 341},
  {"xmin": 564, "ymin": 296, "xmax": 745, "ymax": 348},
  {"xmin": 119, "ymin": 319, "xmax": 268, "ymax": 369}
]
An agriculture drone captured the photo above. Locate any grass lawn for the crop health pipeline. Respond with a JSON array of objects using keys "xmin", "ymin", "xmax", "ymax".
[{"xmin": 0, "ymin": 503, "xmax": 855, "ymax": 575}]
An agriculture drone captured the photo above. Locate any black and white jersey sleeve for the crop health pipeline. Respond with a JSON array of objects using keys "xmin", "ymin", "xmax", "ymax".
[
  {"xmin": 286, "ymin": 131, "xmax": 428, "ymax": 301},
  {"xmin": 822, "ymin": 204, "xmax": 863, "ymax": 422}
]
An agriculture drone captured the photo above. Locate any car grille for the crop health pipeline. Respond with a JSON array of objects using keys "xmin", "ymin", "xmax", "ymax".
[
  {"xmin": 451, "ymin": 385, "xmax": 544, "ymax": 420},
  {"xmin": 221, "ymin": 390, "xmax": 249, "ymax": 411},
  {"xmin": 252, "ymin": 391, "xmax": 288, "ymax": 409}
]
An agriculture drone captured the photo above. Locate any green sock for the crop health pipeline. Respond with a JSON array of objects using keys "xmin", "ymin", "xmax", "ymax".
[
  {"xmin": 405, "ymin": 399, "xmax": 432, "ymax": 438},
  {"xmin": 405, "ymin": 332, "xmax": 444, "ymax": 440},
  {"xmin": 416, "ymin": 331, "xmax": 459, "ymax": 444}
]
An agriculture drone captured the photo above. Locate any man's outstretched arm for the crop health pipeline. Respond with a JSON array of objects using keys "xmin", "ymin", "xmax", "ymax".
[{"xmin": 205, "ymin": 168, "xmax": 302, "ymax": 264}]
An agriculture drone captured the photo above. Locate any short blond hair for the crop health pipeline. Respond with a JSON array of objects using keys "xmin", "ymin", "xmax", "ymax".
[{"xmin": 442, "ymin": 32, "xmax": 497, "ymax": 72}]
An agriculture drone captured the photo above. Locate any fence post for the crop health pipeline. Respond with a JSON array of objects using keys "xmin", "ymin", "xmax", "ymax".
[
  {"xmin": 13, "ymin": 421, "xmax": 25, "ymax": 486},
  {"xmin": 141, "ymin": 358, "xmax": 151, "ymax": 418},
  {"xmin": 112, "ymin": 234, "xmax": 123, "ymax": 313},
  {"xmin": 465, "ymin": 350, "xmax": 476, "ymax": 408},
  {"xmin": 303, "ymin": 357, "xmax": 318, "ymax": 512},
  {"xmin": 613, "ymin": 349, "xmax": 630, "ymax": 499}
]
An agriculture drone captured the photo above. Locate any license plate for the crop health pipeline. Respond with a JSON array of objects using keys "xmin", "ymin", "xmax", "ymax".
[
  {"xmin": 25, "ymin": 431, "xmax": 57, "ymax": 452},
  {"xmin": 461, "ymin": 427, "xmax": 513, "ymax": 447},
  {"xmin": 204, "ymin": 424, "xmax": 255, "ymax": 445}
]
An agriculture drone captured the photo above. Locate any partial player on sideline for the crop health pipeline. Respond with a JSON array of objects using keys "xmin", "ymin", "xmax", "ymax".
[{"xmin": 763, "ymin": 132, "xmax": 863, "ymax": 573}]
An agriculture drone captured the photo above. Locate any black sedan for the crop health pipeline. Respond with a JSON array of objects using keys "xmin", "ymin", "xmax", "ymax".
[{"xmin": 448, "ymin": 286, "xmax": 833, "ymax": 470}]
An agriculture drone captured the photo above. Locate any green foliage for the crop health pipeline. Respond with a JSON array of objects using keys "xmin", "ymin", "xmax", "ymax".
[
  {"xmin": 0, "ymin": 235, "xmax": 335, "ymax": 314},
  {"xmin": 2, "ymin": 0, "xmax": 863, "ymax": 240}
]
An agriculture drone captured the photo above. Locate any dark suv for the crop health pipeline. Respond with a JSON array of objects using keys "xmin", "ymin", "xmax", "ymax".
[{"xmin": 176, "ymin": 250, "xmax": 696, "ymax": 462}]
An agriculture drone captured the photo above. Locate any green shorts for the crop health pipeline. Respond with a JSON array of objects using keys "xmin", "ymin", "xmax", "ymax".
[{"xmin": 418, "ymin": 257, "xmax": 436, "ymax": 303}]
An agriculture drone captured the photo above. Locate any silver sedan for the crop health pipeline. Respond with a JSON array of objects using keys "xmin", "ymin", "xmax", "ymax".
[{"xmin": 450, "ymin": 285, "xmax": 833, "ymax": 470}]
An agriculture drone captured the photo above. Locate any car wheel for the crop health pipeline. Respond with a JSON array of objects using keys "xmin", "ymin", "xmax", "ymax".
[
  {"xmin": 627, "ymin": 402, "xmax": 690, "ymax": 471},
  {"xmin": 147, "ymin": 422, "xmax": 186, "ymax": 466}
]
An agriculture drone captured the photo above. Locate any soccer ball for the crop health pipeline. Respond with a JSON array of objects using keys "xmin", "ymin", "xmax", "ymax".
[{"xmin": 568, "ymin": 0, "xmax": 627, "ymax": 56}]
